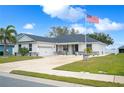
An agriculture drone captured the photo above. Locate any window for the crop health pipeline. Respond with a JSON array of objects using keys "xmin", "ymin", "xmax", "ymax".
[
  {"xmin": 56, "ymin": 45, "xmax": 58, "ymax": 52},
  {"xmin": 87, "ymin": 44, "xmax": 92, "ymax": 49},
  {"xmin": 75, "ymin": 44, "xmax": 78, "ymax": 52},
  {"xmin": 63, "ymin": 45, "xmax": 68, "ymax": 51},
  {"xmin": 18, "ymin": 44, "xmax": 21, "ymax": 49},
  {"xmin": 29, "ymin": 44, "xmax": 32, "ymax": 51}
]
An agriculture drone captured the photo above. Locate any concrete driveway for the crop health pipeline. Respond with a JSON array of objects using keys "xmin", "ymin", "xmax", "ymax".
[{"xmin": 0, "ymin": 55, "xmax": 82, "ymax": 73}]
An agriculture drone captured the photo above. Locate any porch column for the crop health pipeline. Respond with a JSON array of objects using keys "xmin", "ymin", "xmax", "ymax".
[{"xmin": 68, "ymin": 45, "xmax": 73, "ymax": 55}]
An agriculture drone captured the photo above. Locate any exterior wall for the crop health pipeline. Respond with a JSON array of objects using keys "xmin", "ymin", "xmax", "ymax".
[
  {"xmin": 14, "ymin": 41, "xmax": 56, "ymax": 56},
  {"xmin": 78, "ymin": 43, "xmax": 86, "ymax": 52},
  {"xmin": 68, "ymin": 45, "xmax": 73, "ymax": 54},
  {"xmin": 14, "ymin": 34, "xmax": 107, "ymax": 56},
  {"xmin": 14, "ymin": 41, "xmax": 107, "ymax": 56},
  {"xmin": 78, "ymin": 42, "xmax": 107, "ymax": 55},
  {"xmin": 57, "ymin": 45, "xmax": 63, "ymax": 51},
  {"xmin": 0, "ymin": 45, "xmax": 3, "ymax": 51},
  {"xmin": 56, "ymin": 42, "xmax": 107, "ymax": 55},
  {"xmin": 0, "ymin": 45, "xmax": 14, "ymax": 55},
  {"xmin": 14, "ymin": 42, "xmax": 36, "ymax": 52},
  {"xmin": 14, "ymin": 35, "xmax": 56, "ymax": 56},
  {"xmin": 92, "ymin": 43, "xmax": 107, "ymax": 55},
  {"xmin": 57, "ymin": 45, "xmax": 73, "ymax": 55}
]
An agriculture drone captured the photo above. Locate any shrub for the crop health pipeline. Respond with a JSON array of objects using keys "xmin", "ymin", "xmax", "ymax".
[
  {"xmin": 84, "ymin": 48, "xmax": 92, "ymax": 54},
  {"xmin": 19, "ymin": 47, "xmax": 29, "ymax": 56}
]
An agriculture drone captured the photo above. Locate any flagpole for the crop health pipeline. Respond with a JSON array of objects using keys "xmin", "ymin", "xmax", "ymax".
[
  {"xmin": 83, "ymin": 11, "xmax": 88, "ymax": 61},
  {"xmin": 84, "ymin": 12, "xmax": 87, "ymax": 55}
]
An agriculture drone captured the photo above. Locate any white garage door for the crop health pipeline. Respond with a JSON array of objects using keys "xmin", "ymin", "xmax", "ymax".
[
  {"xmin": 37, "ymin": 43, "xmax": 56, "ymax": 56},
  {"xmin": 38, "ymin": 47, "xmax": 55, "ymax": 56}
]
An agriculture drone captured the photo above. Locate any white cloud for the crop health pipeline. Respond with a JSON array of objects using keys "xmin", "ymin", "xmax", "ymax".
[
  {"xmin": 95, "ymin": 18, "xmax": 124, "ymax": 31},
  {"xmin": 23, "ymin": 23, "xmax": 35, "ymax": 29},
  {"xmin": 42, "ymin": 5, "xmax": 86, "ymax": 22},
  {"xmin": 70, "ymin": 24, "xmax": 94, "ymax": 34},
  {"xmin": 42, "ymin": 4, "xmax": 124, "ymax": 32}
]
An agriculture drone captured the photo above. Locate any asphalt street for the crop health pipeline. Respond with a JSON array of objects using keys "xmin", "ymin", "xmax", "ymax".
[{"xmin": 0, "ymin": 75, "xmax": 55, "ymax": 87}]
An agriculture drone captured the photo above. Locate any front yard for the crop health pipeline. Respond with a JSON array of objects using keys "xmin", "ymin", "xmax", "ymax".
[
  {"xmin": 0, "ymin": 56, "xmax": 42, "ymax": 64},
  {"xmin": 54, "ymin": 54, "xmax": 124, "ymax": 76}
]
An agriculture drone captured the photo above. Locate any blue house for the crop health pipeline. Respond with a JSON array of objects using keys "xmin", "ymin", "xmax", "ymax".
[{"xmin": 0, "ymin": 44, "xmax": 14, "ymax": 56}]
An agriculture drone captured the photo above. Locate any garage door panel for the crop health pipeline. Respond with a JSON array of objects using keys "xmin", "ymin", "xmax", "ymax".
[{"xmin": 38, "ymin": 48, "xmax": 55, "ymax": 56}]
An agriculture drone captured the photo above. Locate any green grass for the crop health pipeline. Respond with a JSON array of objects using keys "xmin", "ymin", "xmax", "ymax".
[
  {"xmin": 54, "ymin": 54, "xmax": 124, "ymax": 76},
  {"xmin": 0, "ymin": 56, "xmax": 42, "ymax": 64},
  {"xmin": 10, "ymin": 70, "xmax": 124, "ymax": 87}
]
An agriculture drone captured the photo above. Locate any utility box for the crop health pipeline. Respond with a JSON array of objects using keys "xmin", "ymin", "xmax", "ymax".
[{"xmin": 83, "ymin": 54, "xmax": 89, "ymax": 61}]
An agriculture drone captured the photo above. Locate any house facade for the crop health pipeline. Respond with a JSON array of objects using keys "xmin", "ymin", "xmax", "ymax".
[
  {"xmin": 0, "ymin": 44, "xmax": 14, "ymax": 56},
  {"xmin": 118, "ymin": 45, "xmax": 124, "ymax": 53},
  {"xmin": 14, "ymin": 33, "xmax": 107, "ymax": 56}
]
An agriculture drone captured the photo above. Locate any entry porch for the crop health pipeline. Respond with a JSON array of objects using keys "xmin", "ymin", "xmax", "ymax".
[
  {"xmin": 55, "ymin": 43, "xmax": 99, "ymax": 55},
  {"xmin": 55, "ymin": 43, "xmax": 83, "ymax": 55}
]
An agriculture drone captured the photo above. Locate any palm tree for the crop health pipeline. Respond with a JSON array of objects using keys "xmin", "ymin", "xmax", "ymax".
[{"xmin": 0, "ymin": 25, "xmax": 17, "ymax": 56}]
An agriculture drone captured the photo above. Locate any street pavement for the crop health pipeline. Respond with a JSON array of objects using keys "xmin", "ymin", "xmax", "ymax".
[
  {"xmin": 0, "ymin": 72, "xmax": 86, "ymax": 87},
  {"xmin": 0, "ymin": 75, "xmax": 55, "ymax": 87}
]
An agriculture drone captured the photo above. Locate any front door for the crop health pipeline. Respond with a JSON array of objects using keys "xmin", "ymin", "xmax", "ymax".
[
  {"xmin": 75, "ymin": 44, "xmax": 78, "ymax": 52},
  {"xmin": 56, "ymin": 45, "xmax": 58, "ymax": 52},
  {"xmin": 72, "ymin": 44, "xmax": 78, "ymax": 54}
]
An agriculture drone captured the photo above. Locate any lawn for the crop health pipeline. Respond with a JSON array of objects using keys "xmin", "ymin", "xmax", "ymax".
[
  {"xmin": 10, "ymin": 70, "xmax": 124, "ymax": 87},
  {"xmin": 0, "ymin": 56, "xmax": 42, "ymax": 64},
  {"xmin": 54, "ymin": 54, "xmax": 124, "ymax": 76}
]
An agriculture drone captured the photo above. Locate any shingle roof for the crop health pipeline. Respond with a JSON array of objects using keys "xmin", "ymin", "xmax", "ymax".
[
  {"xmin": 54, "ymin": 34, "xmax": 99, "ymax": 43},
  {"xmin": 119, "ymin": 45, "xmax": 124, "ymax": 49},
  {"xmin": 18, "ymin": 33, "xmax": 56, "ymax": 42},
  {"xmin": 18, "ymin": 33, "xmax": 101, "ymax": 43}
]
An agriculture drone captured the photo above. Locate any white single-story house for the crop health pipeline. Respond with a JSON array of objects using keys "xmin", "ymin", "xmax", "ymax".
[{"xmin": 13, "ymin": 33, "xmax": 108, "ymax": 56}]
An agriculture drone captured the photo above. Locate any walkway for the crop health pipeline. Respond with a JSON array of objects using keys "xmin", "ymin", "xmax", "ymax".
[{"xmin": 30, "ymin": 69, "xmax": 124, "ymax": 84}]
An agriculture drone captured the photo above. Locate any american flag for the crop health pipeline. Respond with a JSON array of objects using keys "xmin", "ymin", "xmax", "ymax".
[{"xmin": 86, "ymin": 14, "xmax": 99, "ymax": 24}]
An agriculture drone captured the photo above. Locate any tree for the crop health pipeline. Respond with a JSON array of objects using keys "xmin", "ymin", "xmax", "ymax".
[
  {"xmin": 49, "ymin": 26, "xmax": 79, "ymax": 37},
  {"xmin": 0, "ymin": 25, "xmax": 17, "ymax": 56},
  {"xmin": 70, "ymin": 28, "xmax": 79, "ymax": 35},
  {"xmin": 19, "ymin": 47, "xmax": 29, "ymax": 56},
  {"xmin": 87, "ymin": 32, "xmax": 114, "ymax": 45}
]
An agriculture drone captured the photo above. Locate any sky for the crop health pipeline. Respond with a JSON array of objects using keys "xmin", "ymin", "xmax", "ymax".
[{"xmin": 0, "ymin": 5, "xmax": 124, "ymax": 48}]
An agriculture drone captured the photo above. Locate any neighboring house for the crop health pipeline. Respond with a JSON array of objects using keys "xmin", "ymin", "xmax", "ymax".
[
  {"xmin": 118, "ymin": 45, "xmax": 124, "ymax": 53},
  {"xmin": 0, "ymin": 44, "xmax": 14, "ymax": 56},
  {"xmin": 14, "ymin": 33, "xmax": 107, "ymax": 56}
]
